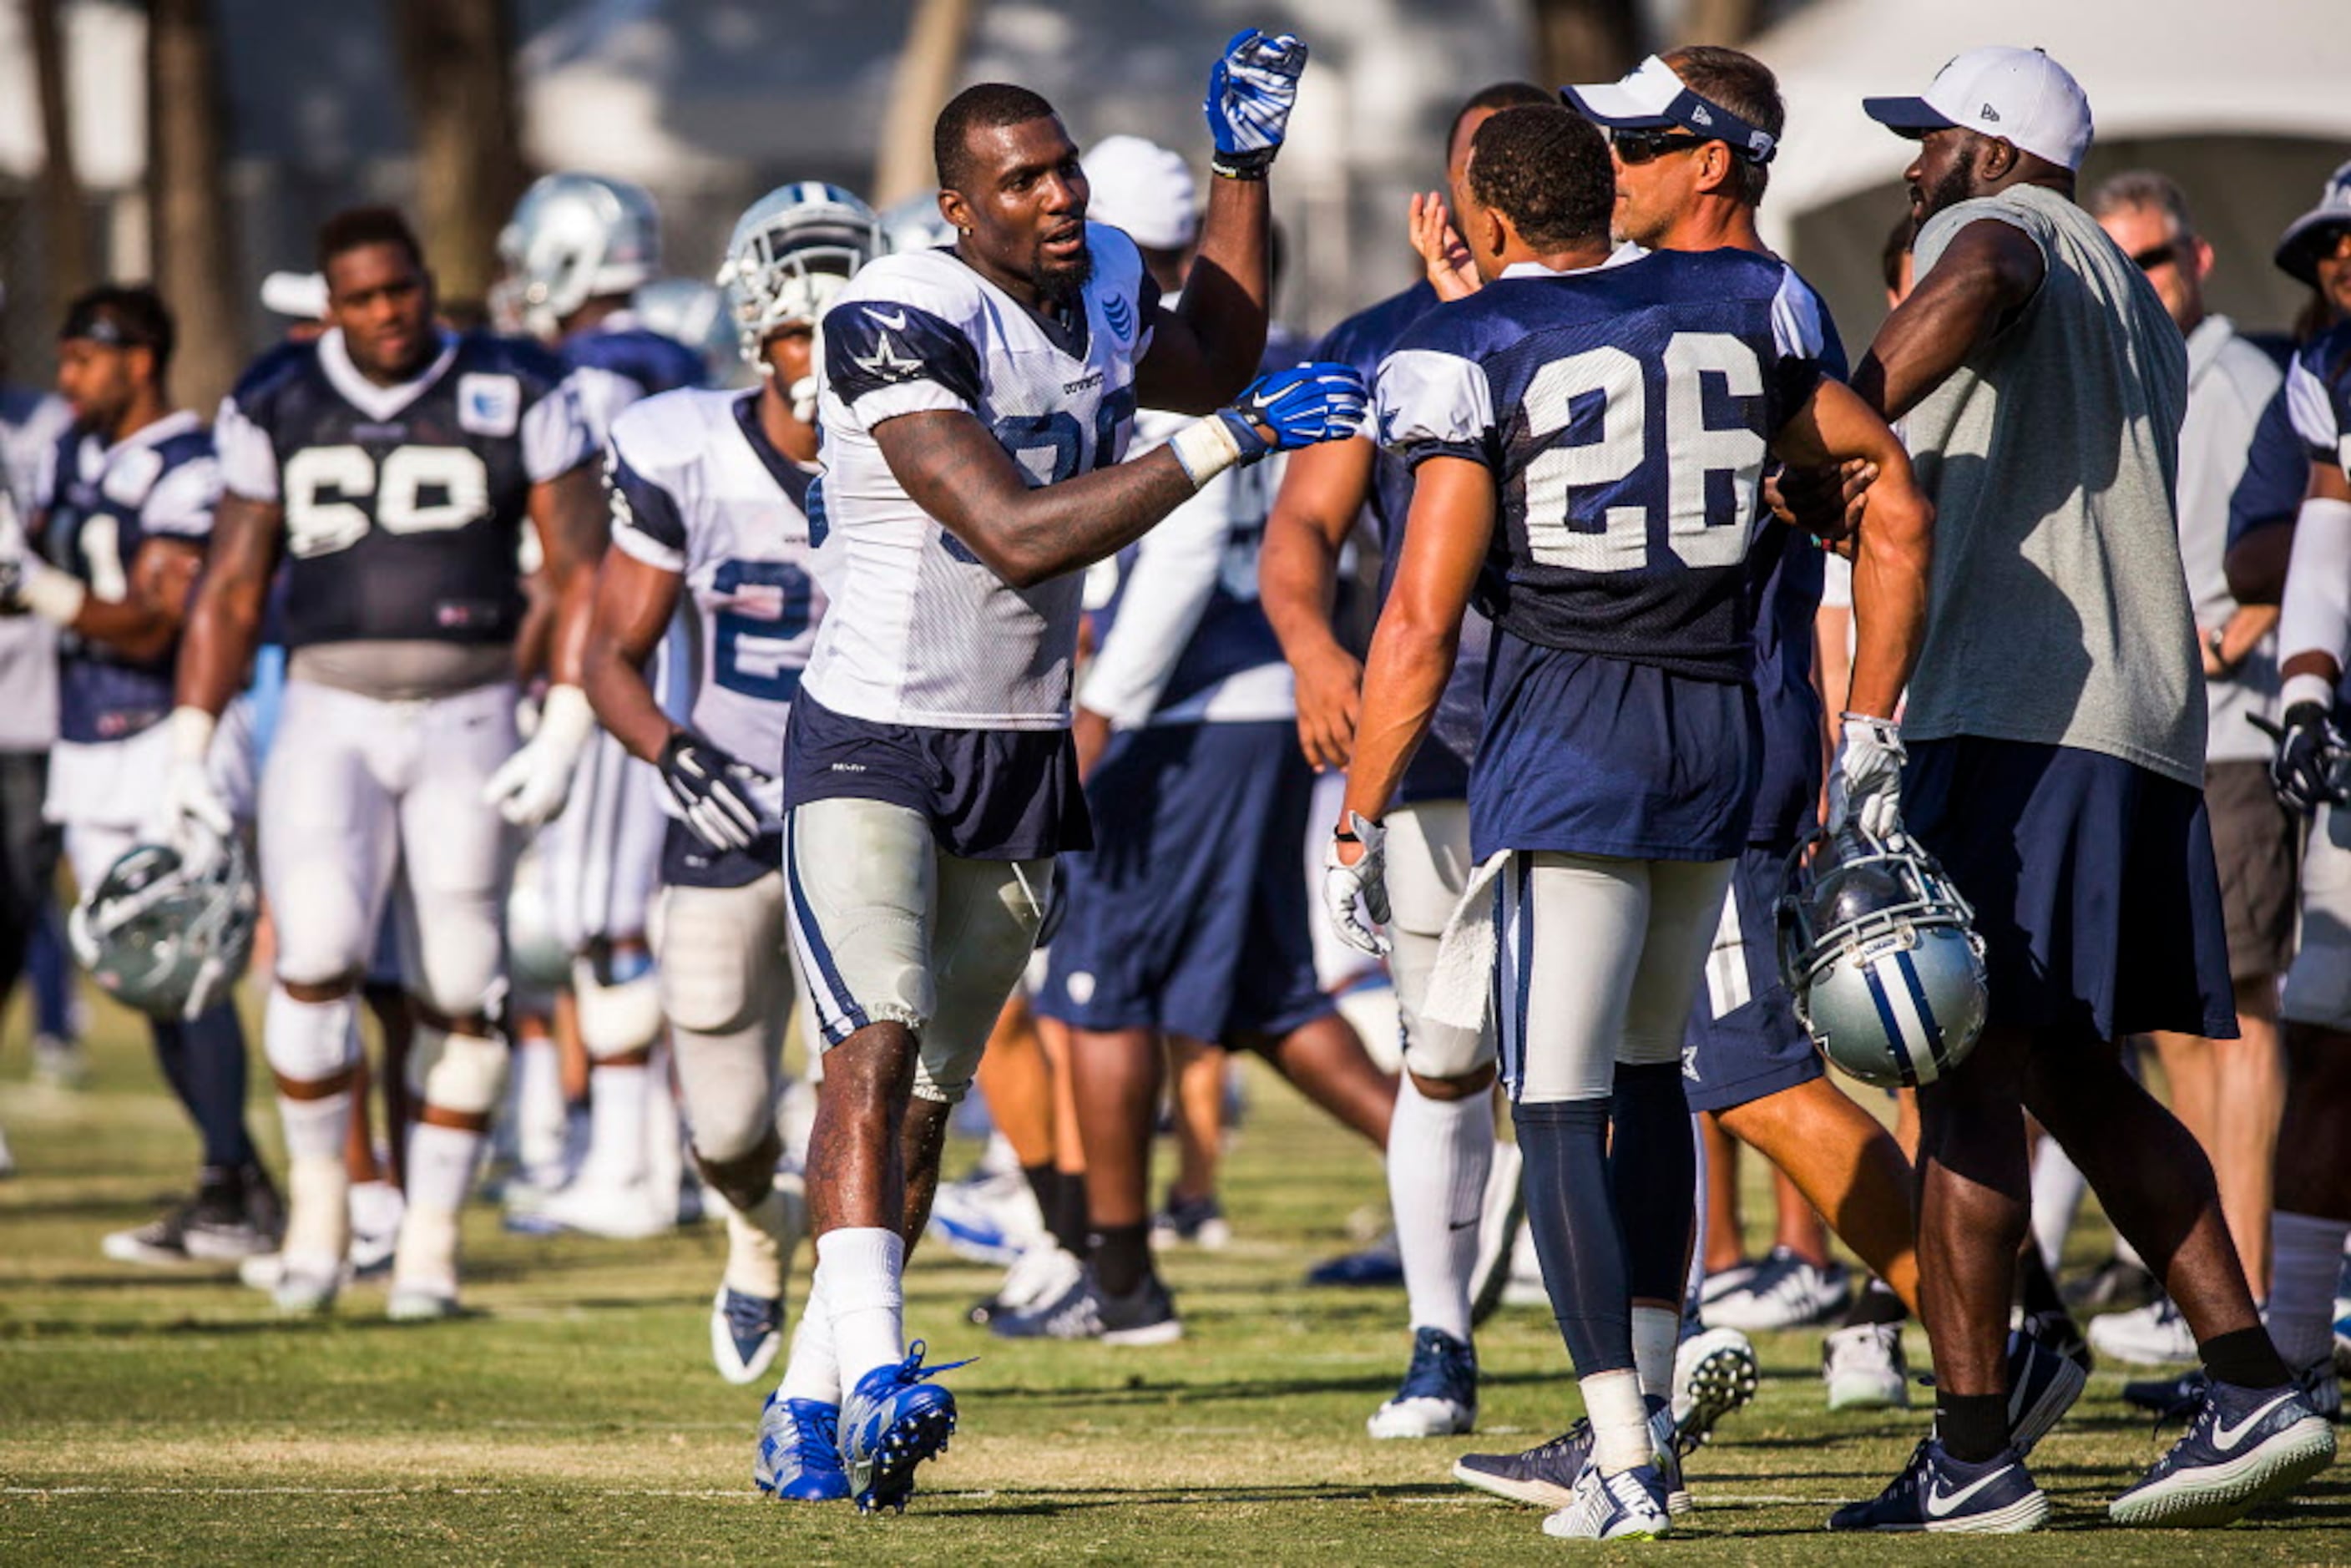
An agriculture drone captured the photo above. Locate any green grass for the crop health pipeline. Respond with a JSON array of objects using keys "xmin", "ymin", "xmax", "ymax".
[{"xmin": 2, "ymin": 1004, "xmax": 2345, "ymax": 1564}]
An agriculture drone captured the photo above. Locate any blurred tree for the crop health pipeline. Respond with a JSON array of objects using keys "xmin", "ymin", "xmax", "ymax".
[
  {"xmin": 149, "ymin": 0, "xmax": 240, "ymax": 411},
  {"xmin": 874, "ymin": 0, "xmax": 981, "ymax": 207},
  {"xmin": 28, "ymin": 0, "xmax": 91, "ymax": 307},
  {"xmin": 1677, "ymin": 0, "xmax": 1760, "ymax": 45},
  {"xmin": 393, "ymin": 0, "xmax": 528, "ymax": 316},
  {"xmin": 1530, "ymin": 0, "xmax": 1640, "ymax": 87}
]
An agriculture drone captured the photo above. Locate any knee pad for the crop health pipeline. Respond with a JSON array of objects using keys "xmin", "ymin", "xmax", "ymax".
[
  {"xmin": 656, "ymin": 886, "xmax": 773, "ymax": 1037},
  {"xmin": 574, "ymin": 949, "xmax": 664, "ymax": 1059},
  {"xmin": 264, "ymin": 985, "xmax": 358, "ymax": 1083},
  {"xmin": 674, "ymin": 1028, "xmax": 782, "ymax": 1165},
  {"xmin": 407, "ymin": 1024, "xmax": 509, "ymax": 1116}
]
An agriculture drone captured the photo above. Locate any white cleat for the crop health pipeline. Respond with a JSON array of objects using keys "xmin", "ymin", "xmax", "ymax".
[
  {"xmin": 386, "ymin": 1284, "xmax": 461, "ymax": 1322},
  {"xmin": 1824, "ymin": 1322, "xmax": 1911, "ymax": 1411},
  {"xmin": 1673, "ymin": 1324, "xmax": 1761, "ymax": 1448},
  {"xmin": 2087, "ymin": 1297, "xmax": 2197, "ymax": 1367},
  {"xmin": 273, "ymin": 1263, "xmax": 341, "ymax": 1316},
  {"xmin": 1541, "ymin": 1464, "xmax": 1672, "ymax": 1540},
  {"xmin": 531, "ymin": 1173, "xmax": 678, "ymax": 1240}
]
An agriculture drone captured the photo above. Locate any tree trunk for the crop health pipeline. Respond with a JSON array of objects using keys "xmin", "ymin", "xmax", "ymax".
[
  {"xmin": 28, "ymin": 0, "xmax": 91, "ymax": 308},
  {"xmin": 872, "ymin": 0, "xmax": 982, "ymax": 208},
  {"xmin": 149, "ymin": 0, "xmax": 241, "ymax": 412},
  {"xmin": 1529, "ymin": 0, "xmax": 1641, "ymax": 91},
  {"xmin": 392, "ymin": 0, "xmax": 528, "ymax": 319}
]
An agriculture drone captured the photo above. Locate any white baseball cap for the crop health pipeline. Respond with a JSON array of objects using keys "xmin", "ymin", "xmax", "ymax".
[
  {"xmin": 1083, "ymin": 134, "xmax": 1198, "ymax": 252},
  {"xmin": 260, "ymin": 270, "xmax": 329, "ymax": 321},
  {"xmin": 1863, "ymin": 46, "xmax": 2093, "ymax": 173}
]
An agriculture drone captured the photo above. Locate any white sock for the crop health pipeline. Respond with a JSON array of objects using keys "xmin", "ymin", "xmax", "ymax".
[
  {"xmin": 814, "ymin": 1227, "xmax": 905, "ymax": 1389},
  {"xmin": 2268, "ymin": 1211, "xmax": 2351, "ymax": 1372},
  {"xmin": 1583, "ymin": 1368, "xmax": 1651, "ymax": 1475},
  {"xmin": 580, "ymin": 1062, "xmax": 651, "ymax": 1186},
  {"xmin": 281, "ymin": 1154, "xmax": 351, "ymax": 1271},
  {"xmin": 778, "ymin": 1277, "xmax": 842, "ymax": 1405},
  {"xmin": 726, "ymin": 1187, "xmax": 790, "ymax": 1301},
  {"xmin": 2029, "ymin": 1137, "xmax": 2089, "ymax": 1271},
  {"xmin": 397, "ymin": 1120, "xmax": 483, "ymax": 1293},
  {"xmin": 277, "ymin": 1090, "xmax": 352, "ymax": 1166},
  {"xmin": 511, "ymin": 1036, "xmax": 568, "ymax": 1177},
  {"xmin": 642, "ymin": 1048, "xmax": 683, "ymax": 1211},
  {"xmin": 1631, "ymin": 1304, "xmax": 1679, "ymax": 1404},
  {"xmin": 1388, "ymin": 1075, "xmax": 1493, "ymax": 1344}
]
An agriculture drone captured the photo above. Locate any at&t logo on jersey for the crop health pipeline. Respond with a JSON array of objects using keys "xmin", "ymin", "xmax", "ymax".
[
  {"xmin": 458, "ymin": 374, "xmax": 520, "ymax": 437},
  {"xmin": 1104, "ymin": 294, "xmax": 1134, "ymax": 343}
]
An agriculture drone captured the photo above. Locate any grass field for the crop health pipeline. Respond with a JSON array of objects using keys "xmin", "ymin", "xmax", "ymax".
[{"xmin": 3, "ymin": 1004, "xmax": 2347, "ymax": 1565}]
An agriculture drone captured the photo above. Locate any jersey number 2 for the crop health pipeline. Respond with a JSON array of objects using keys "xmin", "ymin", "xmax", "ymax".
[
  {"xmin": 713, "ymin": 559, "xmax": 815, "ymax": 701},
  {"xmin": 1519, "ymin": 333, "xmax": 1767, "ymax": 573},
  {"xmin": 281, "ymin": 446, "xmax": 493, "ymax": 559}
]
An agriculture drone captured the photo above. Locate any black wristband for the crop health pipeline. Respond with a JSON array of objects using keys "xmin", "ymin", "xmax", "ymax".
[{"xmin": 1210, "ymin": 147, "xmax": 1277, "ymax": 180}]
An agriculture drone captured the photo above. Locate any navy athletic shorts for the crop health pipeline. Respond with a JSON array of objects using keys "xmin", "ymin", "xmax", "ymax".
[{"xmin": 1681, "ymin": 841, "xmax": 1823, "ymax": 1114}]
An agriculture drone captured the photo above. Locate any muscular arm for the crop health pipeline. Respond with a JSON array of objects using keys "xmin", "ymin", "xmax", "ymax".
[
  {"xmin": 2226, "ymin": 523, "xmax": 2297, "ymax": 608},
  {"xmin": 529, "ymin": 461, "xmax": 609, "ymax": 687},
  {"xmin": 174, "ymin": 493, "xmax": 284, "ymax": 716},
  {"xmin": 65, "ymin": 537, "xmax": 205, "ymax": 664},
  {"xmin": 1850, "ymin": 218, "xmax": 2045, "ymax": 421},
  {"xmin": 1338, "ymin": 456, "xmax": 1492, "ymax": 824},
  {"xmin": 1259, "ymin": 433, "xmax": 1373, "ymax": 770},
  {"xmin": 1772, "ymin": 378, "xmax": 1936, "ymax": 720},
  {"xmin": 1132, "ymin": 173, "xmax": 1270, "ymax": 414},
  {"xmin": 873, "ymin": 410, "xmax": 1207, "ymax": 589},
  {"xmin": 581, "ymin": 549, "xmax": 685, "ymax": 764}
]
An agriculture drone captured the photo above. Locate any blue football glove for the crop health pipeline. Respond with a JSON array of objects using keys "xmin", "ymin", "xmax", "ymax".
[
  {"xmin": 1214, "ymin": 362, "xmax": 1368, "ymax": 463},
  {"xmin": 2255, "ymin": 703, "xmax": 2351, "ymax": 815},
  {"xmin": 1204, "ymin": 28, "xmax": 1307, "ymax": 179}
]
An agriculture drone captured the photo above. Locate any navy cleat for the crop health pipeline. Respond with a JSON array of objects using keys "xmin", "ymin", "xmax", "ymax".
[
  {"xmin": 988, "ymin": 1268, "xmax": 1182, "ymax": 1346},
  {"xmin": 712, "ymin": 1287, "xmax": 786, "ymax": 1386},
  {"xmin": 1305, "ymin": 1231, "xmax": 1403, "ymax": 1287},
  {"xmin": 1453, "ymin": 1399, "xmax": 1686, "ymax": 1515},
  {"xmin": 837, "ymin": 1340, "xmax": 972, "ymax": 1513},
  {"xmin": 1542, "ymin": 1462, "xmax": 1671, "ymax": 1540},
  {"xmin": 2126, "ymin": 1362, "xmax": 2341, "ymax": 1425},
  {"xmin": 1368, "ymin": 1326, "xmax": 1477, "ymax": 1439},
  {"xmin": 2007, "ymin": 1324, "xmax": 2089, "ymax": 1454},
  {"xmin": 1829, "ymin": 1439, "xmax": 2049, "ymax": 1533},
  {"xmin": 2108, "ymin": 1378, "xmax": 2336, "ymax": 1527},
  {"xmin": 753, "ymin": 1393, "xmax": 850, "ymax": 1502}
]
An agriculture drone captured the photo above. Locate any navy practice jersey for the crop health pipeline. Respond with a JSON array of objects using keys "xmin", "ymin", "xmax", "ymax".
[
  {"xmin": 2287, "ymin": 320, "xmax": 2351, "ymax": 480},
  {"xmin": 33, "ymin": 411, "xmax": 217, "ymax": 742},
  {"xmin": 1378, "ymin": 249, "xmax": 1826, "ymax": 861},
  {"xmin": 1317, "ymin": 281, "xmax": 1485, "ymax": 802},
  {"xmin": 563, "ymin": 315, "xmax": 710, "ymax": 445},
  {"xmin": 215, "ymin": 328, "xmax": 593, "ymax": 650}
]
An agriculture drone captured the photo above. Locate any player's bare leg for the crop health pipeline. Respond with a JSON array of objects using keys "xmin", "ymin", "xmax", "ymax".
[
  {"xmin": 1068, "ymin": 1024, "xmax": 1160, "ymax": 1302},
  {"xmin": 2267, "ymin": 1024, "xmax": 2351, "ymax": 1389},
  {"xmin": 1162, "ymin": 1038, "xmax": 1231, "ymax": 1245},
  {"xmin": 1246, "ymin": 1013, "xmax": 1395, "ymax": 1149},
  {"xmin": 1716, "ymin": 1080, "xmax": 1918, "ymax": 1313}
]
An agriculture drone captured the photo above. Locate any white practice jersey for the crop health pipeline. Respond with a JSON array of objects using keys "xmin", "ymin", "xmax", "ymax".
[
  {"xmin": 606, "ymin": 387, "xmax": 826, "ymax": 815},
  {"xmin": 806, "ymin": 225, "xmax": 1155, "ymax": 730}
]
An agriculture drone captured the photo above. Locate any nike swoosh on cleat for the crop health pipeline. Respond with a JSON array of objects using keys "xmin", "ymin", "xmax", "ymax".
[
  {"xmin": 1449, "ymin": 1217, "xmax": 1479, "ymax": 1232},
  {"xmin": 2212, "ymin": 1392, "xmax": 2297, "ymax": 1449},
  {"xmin": 867, "ymin": 307, "xmax": 908, "ymax": 330},
  {"xmin": 1924, "ymin": 1468, "xmax": 2010, "ymax": 1518}
]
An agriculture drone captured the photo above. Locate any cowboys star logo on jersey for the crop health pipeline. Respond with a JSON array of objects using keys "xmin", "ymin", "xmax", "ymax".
[{"xmin": 851, "ymin": 325, "xmax": 926, "ymax": 386}]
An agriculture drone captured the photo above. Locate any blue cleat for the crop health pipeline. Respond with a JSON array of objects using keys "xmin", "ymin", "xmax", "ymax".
[
  {"xmin": 1829, "ymin": 1439, "xmax": 2048, "ymax": 1533},
  {"xmin": 837, "ymin": 1341, "xmax": 971, "ymax": 1513},
  {"xmin": 2007, "ymin": 1324, "xmax": 2088, "ymax": 1454},
  {"xmin": 713, "ymin": 1287, "xmax": 786, "ymax": 1386},
  {"xmin": 1453, "ymin": 1397, "xmax": 1686, "ymax": 1515},
  {"xmin": 754, "ymin": 1394, "xmax": 850, "ymax": 1502},
  {"xmin": 1306, "ymin": 1231, "xmax": 1403, "ymax": 1287},
  {"xmin": 2108, "ymin": 1378, "xmax": 2335, "ymax": 1527},
  {"xmin": 1368, "ymin": 1326, "xmax": 1477, "ymax": 1439}
]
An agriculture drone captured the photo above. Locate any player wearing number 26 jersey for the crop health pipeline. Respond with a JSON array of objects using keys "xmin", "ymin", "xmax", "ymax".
[{"xmin": 166, "ymin": 207, "xmax": 602, "ymax": 1325}]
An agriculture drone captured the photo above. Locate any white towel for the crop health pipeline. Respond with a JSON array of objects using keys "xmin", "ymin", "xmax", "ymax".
[{"xmin": 1420, "ymin": 848, "xmax": 1514, "ymax": 1034}]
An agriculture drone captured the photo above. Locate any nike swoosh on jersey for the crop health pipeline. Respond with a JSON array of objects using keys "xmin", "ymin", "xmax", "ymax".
[
  {"xmin": 1924, "ymin": 1466, "xmax": 2011, "ymax": 1518},
  {"xmin": 2212, "ymin": 1392, "xmax": 2298, "ymax": 1449},
  {"xmin": 866, "ymin": 306, "xmax": 909, "ymax": 331}
]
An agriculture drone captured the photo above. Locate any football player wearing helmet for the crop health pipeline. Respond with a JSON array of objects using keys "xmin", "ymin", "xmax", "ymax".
[
  {"xmin": 8, "ymin": 285, "xmax": 279, "ymax": 1265},
  {"xmin": 496, "ymin": 172, "xmax": 710, "ymax": 1237},
  {"xmin": 771, "ymin": 35, "xmax": 1364, "ymax": 1512},
  {"xmin": 1336, "ymin": 106, "xmax": 1927, "ymax": 1541},
  {"xmin": 164, "ymin": 206, "xmax": 602, "ymax": 1321},
  {"xmin": 1800, "ymin": 49, "xmax": 2328, "ymax": 1530},
  {"xmin": 1261, "ymin": 80, "xmax": 1550, "ymax": 1444},
  {"xmin": 585, "ymin": 181, "xmax": 881, "ymax": 1406},
  {"xmin": 2244, "ymin": 311, "xmax": 2351, "ymax": 1465}
]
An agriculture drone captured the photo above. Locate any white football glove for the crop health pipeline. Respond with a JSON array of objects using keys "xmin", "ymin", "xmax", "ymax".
[
  {"xmin": 149, "ymin": 706, "xmax": 235, "ymax": 862},
  {"xmin": 483, "ymin": 684, "xmax": 594, "ymax": 827},
  {"xmin": 1322, "ymin": 811, "xmax": 1391, "ymax": 956},
  {"xmin": 1828, "ymin": 713, "xmax": 1906, "ymax": 842}
]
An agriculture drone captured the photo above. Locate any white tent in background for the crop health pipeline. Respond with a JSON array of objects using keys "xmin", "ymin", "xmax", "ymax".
[{"xmin": 1747, "ymin": 0, "xmax": 2351, "ymax": 342}]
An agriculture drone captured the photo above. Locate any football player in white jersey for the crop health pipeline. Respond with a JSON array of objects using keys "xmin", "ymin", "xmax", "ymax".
[
  {"xmin": 759, "ymin": 35, "xmax": 1369, "ymax": 1512},
  {"xmin": 163, "ymin": 206, "xmax": 603, "ymax": 1321},
  {"xmin": 584, "ymin": 181, "xmax": 884, "ymax": 1386}
]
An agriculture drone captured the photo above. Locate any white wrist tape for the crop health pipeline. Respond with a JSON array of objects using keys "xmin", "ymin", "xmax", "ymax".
[
  {"xmin": 2282, "ymin": 671, "xmax": 2339, "ymax": 716},
  {"xmin": 537, "ymin": 683, "xmax": 596, "ymax": 757},
  {"xmin": 169, "ymin": 705, "xmax": 218, "ymax": 765},
  {"xmin": 18, "ymin": 561, "xmax": 85, "ymax": 626},
  {"xmin": 1167, "ymin": 415, "xmax": 1246, "ymax": 490}
]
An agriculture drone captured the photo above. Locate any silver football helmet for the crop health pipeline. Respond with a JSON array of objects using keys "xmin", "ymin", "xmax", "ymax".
[
  {"xmin": 716, "ymin": 181, "xmax": 883, "ymax": 384},
  {"xmin": 630, "ymin": 276, "xmax": 737, "ymax": 387},
  {"xmin": 877, "ymin": 190, "xmax": 957, "ymax": 255},
  {"xmin": 1776, "ymin": 827, "xmax": 1989, "ymax": 1090},
  {"xmin": 68, "ymin": 835, "xmax": 259, "ymax": 1022},
  {"xmin": 494, "ymin": 173, "xmax": 663, "ymax": 341}
]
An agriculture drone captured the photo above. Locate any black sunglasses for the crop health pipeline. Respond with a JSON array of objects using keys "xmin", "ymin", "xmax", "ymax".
[
  {"xmin": 1610, "ymin": 127, "xmax": 1710, "ymax": 165},
  {"xmin": 2131, "ymin": 241, "xmax": 2183, "ymax": 273}
]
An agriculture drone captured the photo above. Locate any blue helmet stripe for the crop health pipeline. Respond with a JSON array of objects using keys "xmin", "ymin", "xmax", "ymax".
[
  {"xmin": 1862, "ymin": 964, "xmax": 1919, "ymax": 1088},
  {"xmin": 1893, "ymin": 948, "xmax": 1951, "ymax": 1077}
]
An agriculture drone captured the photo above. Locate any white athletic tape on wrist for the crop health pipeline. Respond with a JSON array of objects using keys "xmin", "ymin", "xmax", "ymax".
[
  {"xmin": 2283, "ymin": 671, "xmax": 2339, "ymax": 716},
  {"xmin": 1167, "ymin": 414, "xmax": 1246, "ymax": 490},
  {"xmin": 574, "ymin": 959, "xmax": 665, "ymax": 1057},
  {"xmin": 407, "ymin": 1025, "xmax": 509, "ymax": 1115},
  {"xmin": 18, "ymin": 561, "xmax": 84, "ymax": 625},
  {"xmin": 169, "ymin": 705, "xmax": 218, "ymax": 766}
]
